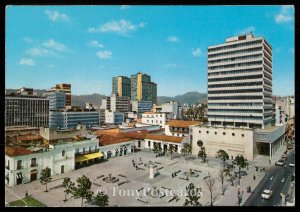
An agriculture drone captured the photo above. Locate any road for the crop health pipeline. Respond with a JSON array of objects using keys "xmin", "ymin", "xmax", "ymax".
[{"xmin": 244, "ymin": 148, "xmax": 295, "ymax": 206}]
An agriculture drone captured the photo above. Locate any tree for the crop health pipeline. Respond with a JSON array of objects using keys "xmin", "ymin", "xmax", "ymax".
[
  {"xmin": 181, "ymin": 143, "xmax": 192, "ymax": 158},
  {"xmin": 152, "ymin": 143, "xmax": 160, "ymax": 157},
  {"xmin": 167, "ymin": 144, "xmax": 176, "ymax": 160},
  {"xmin": 89, "ymin": 191, "xmax": 109, "ymax": 207},
  {"xmin": 216, "ymin": 150, "xmax": 229, "ymax": 168},
  {"xmin": 198, "ymin": 147, "xmax": 207, "ymax": 162},
  {"xmin": 62, "ymin": 177, "xmax": 75, "ymax": 202},
  {"xmin": 218, "ymin": 169, "xmax": 225, "ymax": 195},
  {"xmin": 184, "ymin": 183, "xmax": 202, "ymax": 206},
  {"xmin": 73, "ymin": 175, "xmax": 94, "ymax": 207},
  {"xmin": 224, "ymin": 163, "xmax": 235, "ymax": 186},
  {"xmin": 205, "ymin": 176, "xmax": 216, "ymax": 206},
  {"xmin": 40, "ymin": 167, "xmax": 52, "ymax": 192},
  {"xmin": 233, "ymin": 155, "xmax": 248, "ymax": 185}
]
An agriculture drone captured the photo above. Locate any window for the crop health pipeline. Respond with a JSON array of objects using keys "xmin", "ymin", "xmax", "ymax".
[
  {"xmin": 62, "ymin": 150, "xmax": 65, "ymax": 156},
  {"xmin": 223, "ymin": 132, "xmax": 226, "ymax": 135},
  {"xmin": 215, "ymin": 132, "xmax": 217, "ymax": 135},
  {"xmin": 199, "ymin": 130, "xmax": 201, "ymax": 134},
  {"xmin": 31, "ymin": 158, "xmax": 37, "ymax": 167},
  {"xmin": 17, "ymin": 160, "xmax": 22, "ymax": 170},
  {"xmin": 61, "ymin": 165, "xmax": 64, "ymax": 174},
  {"xmin": 206, "ymin": 131, "xmax": 209, "ymax": 134},
  {"xmin": 242, "ymin": 134, "xmax": 244, "ymax": 137},
  {"xmin": 148, "ymin": 141, "xmax": 151, "ymax": 147},
  {"xmin": 232, "ymin": 133, "xmax": 235, "ymax": 136},
  {"xmin": 160, "ymin": 115, "xmax": 162, "ymax": 117},
  {"xmin": 160, "ymin": 121, "xmax": 162, "ymax": 124}
]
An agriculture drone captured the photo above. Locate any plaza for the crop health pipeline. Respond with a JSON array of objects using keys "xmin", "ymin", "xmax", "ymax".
[{"xmin": 5, "ymin": 148, "xmax": 272, "ymax": 207}]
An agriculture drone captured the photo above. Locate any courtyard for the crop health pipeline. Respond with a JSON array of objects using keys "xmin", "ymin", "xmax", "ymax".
[{"xmin": 5, "ymin": 149, "xmax": 268, "ymax": 207}]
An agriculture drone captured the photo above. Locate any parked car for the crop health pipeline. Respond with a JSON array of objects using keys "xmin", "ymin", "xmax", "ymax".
[
  {"xmin": 275, "ymin": 160, "xmax": 285, "ymax": 166},
  {"xmin": 289, "ymin": 163, "xmax": 295, "ymax": 167},
  {"xmin": 261, "ymin": 189, "xmax": 273, "ymax": 199}
]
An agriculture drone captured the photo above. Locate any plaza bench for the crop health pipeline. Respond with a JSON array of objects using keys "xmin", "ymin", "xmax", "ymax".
[
  {"xmin": 161, "ymin": 186, "xmax": 171, "ymax": 191},
  {"xmin": 179, "ymin": 177, "xmax": 189, "ymax": 181},
  {"xmin": 136, "ymin": 198, "xmax": 148, "ymax": 203},
  {"xmin": 138, "ymin": 188, "xmax": 144, "ymax": 192},
  {"xmin": 118, "ymin": 174, "xmax": 127, "ymax": 178},
  {"xmin": 117, "ymin": 181, "xmax": 126, "ymax": 186},
  {"xmin": 93, "ymin": 182, "xmax": 101, "ymax": 187},
  {"xmin": 193, "ymin": 170, "xmax": 202, "ymax": 173},
  {"xmin": 154, "ymin": 161, "xmax": 162, "ymax": 164},
  {"xmin": 175, "ymin": 170, "xmax": 181, "ymax": 174},
  {"xmin": 96, "ymin": 175, "xmax": 105, "ymax": 179},
  {"xmin": 168, "ymin": 196, "xmax": 176, "ymax": 202},
  {"xmin": 157, "ymin": 167, "xmax": 164, "ymax": 170},
  {"xmin": 168, "ymin": 162, "xmax": 178, "ymax": 166}
]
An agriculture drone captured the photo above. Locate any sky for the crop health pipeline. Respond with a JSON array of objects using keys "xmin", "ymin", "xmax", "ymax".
[{"xmin": 6, "ymin": 5, "xmax": 295, "ymax": 96}]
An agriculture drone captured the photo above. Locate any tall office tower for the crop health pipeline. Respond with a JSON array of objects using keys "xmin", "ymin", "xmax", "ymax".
[
  {"xmin": 207, "ymin": 33, "xmax": 272, "ymax": 129},
  {"xmin": 112, "ymin": 76, "xmax": 131, "ymax": 98},
  {"xmin": 43, "ymin": 91, "xmax": 66, "ymax": 110},
  {"xmin": 5, "ymin": 88, "xmax": 49, "ymax": 127},
  {"xmin": 131, "ymin": 72, "xmax": 157, "ymax": 104},
  {"xmin": 50, "ymin": 83, "xmax": 71, "ymax": 107}
]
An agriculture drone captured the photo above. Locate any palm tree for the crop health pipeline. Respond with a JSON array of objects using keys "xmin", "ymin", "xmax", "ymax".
[
  {"xmin": 216, "ymin": 150, "xmax": 229, "ymax": 168},
  {"xmin": 233, "ymin": 155, "xmax": 248, "ymax": 185},
  {"xmin": 168, "ymin": 144, "xmax": 175, "ymax": 160}
]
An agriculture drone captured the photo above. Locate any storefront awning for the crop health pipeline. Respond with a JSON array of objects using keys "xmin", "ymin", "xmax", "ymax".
[{"xmin": 75, "ymin": 152, "xmax": 103, "ymax": 163}]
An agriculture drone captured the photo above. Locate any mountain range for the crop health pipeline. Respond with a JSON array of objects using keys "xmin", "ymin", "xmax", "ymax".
[{"xmin": 5, "ymin": 89, "xmax": 207, "ymax": 107}]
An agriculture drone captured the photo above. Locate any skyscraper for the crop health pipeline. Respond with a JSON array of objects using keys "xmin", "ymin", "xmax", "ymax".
[
  {"xmin": 50, "ymin": 83, "xmax": 71, "ymax": 107},
  {"xmin": 207, "ymin": 33, "xmax": 272, "ymax": 129},
  {"xmin": 131, "ymin": 72, "xmax": 157, "ymax": 104},
  {"xmin": 112, "ymin": 76, "xmax": 131, "ymax": 98}
]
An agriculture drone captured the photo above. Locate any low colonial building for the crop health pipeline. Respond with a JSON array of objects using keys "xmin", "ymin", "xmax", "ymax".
[
  {"xmin": 141, "ymin": 112, "xmax": 166, "ymax": 128},
  {"xmin": 5, "ymin": 138, "xmax": 101, "ymax": 186},
  {"xmin": 165, "ymin": 120, "xmax": 199, "ymax": 137},
  {"xmin": 144, "ymin": 134, "xmax": 187, "ymax": 153}
]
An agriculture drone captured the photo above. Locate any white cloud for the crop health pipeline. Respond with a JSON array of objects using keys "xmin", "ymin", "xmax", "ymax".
[
  {"xmin": 43, "ymin": 39, "xmax": 67, "ymax": 51},
  {"xmin": 121, "ymin": 5, "xmax": 131, "ymax": 10},
  {"xmin": 96, "ymin": 50, "xmax": 112, "ymax": 59},
  {"xmin": 167, "ymin": 36, "xmax": 180, "ymax": 42},
  {"xmin": 87, "ymin": 40, "xmax": 104, "ymax": 48},
  {"xmin": 192, "ymin": 48, "xmax": 202, "ymax": 57},
  {"xmin": 236, "ymin": 26, "xmax": 256, "ymax": 35},
  {"xmin": 165, "ymin": 63, "xmax": 178, "ymax": 68},
  {"xmin": 26, "ymin": 47, "xmax": 60, "ymax": 57},
  {"xmin": 275, "ymin": 6, "xmax": 294, "ymax": 23},
  {"xmin": 20, "ymin": 58, "xmax": 35, "ymax": 66},
  {"xmin": 88, "ymin": 19, "xmax": 145, "ymax": 35},
  {"xmin": 44, "ymin": 10, "xmax": 70, "ymax": 22}
]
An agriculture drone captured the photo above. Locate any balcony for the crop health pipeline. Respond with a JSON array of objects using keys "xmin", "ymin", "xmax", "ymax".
[
  {"xmin": 30, "ymin": 163, "xmax": 38, "ymax": 168},
  {"xmin": 75, "ymin": 149, "xmax": 99, "ymax": 156},
  {"xmin": 17, "ymin": 165, "xmax": 24, "ymax": 170}
]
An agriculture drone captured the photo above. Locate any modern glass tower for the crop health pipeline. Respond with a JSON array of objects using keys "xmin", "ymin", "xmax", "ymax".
[
  {"xmin": 130, "ymin": 72, "xmax": 157, "ymax": 104},
  {"xmin": 112, "ymin": 76, "xmax": 131, "ymax": 98},
  {"xmin": 207, "ymin": 33, "xmax": 272, "ymax": 129}
]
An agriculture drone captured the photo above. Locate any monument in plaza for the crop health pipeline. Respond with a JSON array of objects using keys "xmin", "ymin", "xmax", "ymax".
[{"xmin": 149, "ymin": 164, "xmax": 154, "ymax": 179}]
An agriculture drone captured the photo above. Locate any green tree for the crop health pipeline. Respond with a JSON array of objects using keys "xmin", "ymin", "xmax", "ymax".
[
  {"xmin": 73, "ymin": 175, "xmax": 94, "ymax": 207},
  {"xmin": 152, "ymin": 143, "xmax": 160, "ymax": 157},
  {"xmin": 233, "ymin": 155, "xmax": 248, "ymax": 185},
  {"xmin": 89, "ymin": 191, "xmax": 109, "ymax": 207},
  {"xmin": 216, "ymin": 150, "xmax": 229, "ymax": 168},
  {"xmin": 224, "ymin": 163, "xmax": 235, "ymax": 186},
  {"xmin": 62, "ymin": 177, "xmax": 75, "ymax": 202},
  {"xmin": 181, "ymin": 143, "xmax": 192, "ymax": 158},
  {"xmin": 167, "ymin": 144, "xmax": 176, "ymax": 160},
  {"xmin": 183, "ymin": 183, "xmax": 202, "ymax": 206},
  {"xmin": 40, "ymin": 167, "xmax": 52, "ymax": 192},
  {"xmin": 198, "ymin": 146, "xmax": 207, "ymax": 162}
]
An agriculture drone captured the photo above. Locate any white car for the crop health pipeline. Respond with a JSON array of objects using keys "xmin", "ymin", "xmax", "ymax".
[
  {"xmin": 261, "ymin": 189, "xmax": 273, "ymax": 199},
  {"xmin": 289, "ymin": 163, "xmax": 295, "ymax": 167}
]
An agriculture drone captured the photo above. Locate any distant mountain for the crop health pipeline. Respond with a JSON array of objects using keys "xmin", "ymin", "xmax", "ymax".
[
  {"xmin": 157, "ymin": 91, "xmax": 207, "ymax": 105},
  {"xmin": 72, "ymin": 93, "xmax": 107, "ymax": 108}
]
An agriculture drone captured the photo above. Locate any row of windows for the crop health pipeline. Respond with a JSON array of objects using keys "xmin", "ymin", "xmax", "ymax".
[
  {"xmin": 208, "ymin": 74, "xmax": 262, "ymax": 82},
  {"xmin": 208, "ymin": 103, "xmax": 262, "ymax": 107},
  {"xmin": 208, "ymin": 68, "xmax": 262, "ymax": 76},
  {"xmin": 208, "ymin": 54, "xmax": 262, "ymax": 66},
  {"xmin": 208, "ymin": 88, "xmax": 262, "ymax": 94},
  {"xmin": 208, "ymin": 108, "xmax": 263, "ymax": 113},
  {"xmin": 199, "ymin": 130, "xmax": 244, "ymax": 137},
  {"xmin": 209, "ymin": 115, "xmax": 263, "ymax": 120},
  {"xmin": 208, "ymin": 47, "xmax": 262, "ymax": 59},
  {"xmin": 208, "ymin": 96, "xmax": 263, "ymax": 100},
  {"xmin": 208, "ymin": 40, "xmax": 262, "ymax": 53},
  {"xmin": 208, "ymin": 82, "xmax": 262, "ymax": 88},
  {"xmin": 208, "ymin": 61, "xmax": 262, "ymax": 71}
]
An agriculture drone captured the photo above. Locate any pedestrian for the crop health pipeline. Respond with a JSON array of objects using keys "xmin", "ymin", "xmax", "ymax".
[
  {"xmin": 25, "ymin": 190, "xmax": 28, "ymax": 198},
  {"xmin": 269, "ymin": 159, "xmax": 271, "ymax": 165},
  {"xmin": 140, "ymin": 157, "xmax": 142, "ymax": 162},
  {"xmin": 253, "ymin": 174, "xmax": 256, "ymax": 181}
]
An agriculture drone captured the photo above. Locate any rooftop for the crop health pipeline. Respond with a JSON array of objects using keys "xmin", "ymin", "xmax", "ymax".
[
  {"xmin": 5, "ymin": 126, "xmax": 40, "ymax": 131},
  {"xmin": 17, "ymin": 134, "xmax": 43, "ymax": 142},
  {"xmin": 145, "ymin": 134, "xmax": 183, "ymax": 143},
  {"xmin": 166, "ymin": 120, "xmax": 200, "ymax": 128},
  {"xmin": 255, "ymin": 125, "xmax": 284, "ymax": 133},
  {"xmin": 5, "ymin": 146, "xmax": 33, "ymax": 157}
]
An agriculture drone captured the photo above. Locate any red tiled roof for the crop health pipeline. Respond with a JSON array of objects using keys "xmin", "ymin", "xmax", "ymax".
[
  {"xmin": 95, "ymin": 128, "xmax": 121, "ymax": 136},
  {"xmin": 120, "ymin": 130, "xmax": 149, "ymax": 140},
  {"xmin": 145, "ymin": 134, "xmax": 183, "ymax": 143},
  {"xmin": 98, "ymin": 134, "xmax": 133, "ymax": 146},
  {"xmin": 5, "ymin": 146, "xmax": 33, "ymax": 157},
  {"xmin": 166, "ymin": 120, "xmax": 199, "ymax": 128},
  {"xmin": 17, "ymin": 134, "xmax": 43, "ymax": 142}
]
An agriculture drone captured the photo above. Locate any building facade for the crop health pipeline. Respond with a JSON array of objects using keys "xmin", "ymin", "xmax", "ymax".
[
  {"xmin": 5, "ymin": 95, "xmax": 49, "ymax": 127},
  {"xmin": 110, "ymin": 94, "xmax": 131, "ymax": 112},
  {"xmin": 112, "ymin": 76, "xmax": 131, "ymax": 98},
  {"xmin": 141, "ymin": 112, "xmax": 166, "ymax": 128},
  {"xmin": 105, "ymin": 110, "xmax": 124, "ymax": 125},
  {"xmin": 131, "ymin": 72, "xmax": 157, "ymax": 104},
  {"xmin": 50, "ymin": 83, "xmax": 71, "ymax": 107},
  {"xmin": 207, "ymin": 33, "xmax": 272, "ymax": 129},
  {"xmin": 161, "ymin": 101, "xmax": 180, "ymax": 119},
  {"xmin": 131, "ymin": 100, "xmax": 153, "ymax": 114},
  {"xmin": 43, "ymin": 91, "xmax": 66, "ymax": 110}
]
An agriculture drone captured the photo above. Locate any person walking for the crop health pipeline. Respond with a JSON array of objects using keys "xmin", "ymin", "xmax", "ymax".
[
  {"xmin": 25, "ymin": 190, "xmax": 28, "ymax": 198},
  {"xmin": 253, "ymin": 174, "xmax": 256, "ymax": 181}
]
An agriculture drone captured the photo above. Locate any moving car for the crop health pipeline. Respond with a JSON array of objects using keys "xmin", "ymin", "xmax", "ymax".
[
  {"xmin": 261, "ymin": 189, "xmax": 273, "ymax": 199},
  {"xmin": 289, "ymin": 163, "xmax": 295, "ymax": 167},
  {"xmin": 275, "ymin": 160, "xmax": 285, "ymax": 166}
]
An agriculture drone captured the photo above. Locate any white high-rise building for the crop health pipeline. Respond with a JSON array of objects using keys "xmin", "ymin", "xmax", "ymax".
[{"xmin": 207, "ymin": 33, "xmax": 272, "ymax": 129}]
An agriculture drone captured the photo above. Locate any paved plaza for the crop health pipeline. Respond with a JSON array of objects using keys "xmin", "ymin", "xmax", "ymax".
[{"xmin": 6, "ymin": 146, "xmax": 288, "ymax": 207}]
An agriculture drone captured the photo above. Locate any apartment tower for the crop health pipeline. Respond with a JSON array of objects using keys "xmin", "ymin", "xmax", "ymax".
[
  {"xmin": 112, "ymin": 76, "xmax": 131, "ymax": 98},
  {"xmin": 207, "ymin": 33, "xmax": 272, "ymax": 129},
  {"xmin": 50, "ymin": 83, "xmax": 71, "ymax": 107}
]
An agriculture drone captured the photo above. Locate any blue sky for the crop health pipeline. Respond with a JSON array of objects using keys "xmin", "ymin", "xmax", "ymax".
[{"xmin": 6, "ymin": 5, "xmax": 294, "ymax": 96}]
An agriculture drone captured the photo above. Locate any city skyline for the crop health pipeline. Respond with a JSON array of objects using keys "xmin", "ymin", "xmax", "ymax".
[{"xmin": 6, "ymin": 5, "xmax": 295, "ymax": 96}]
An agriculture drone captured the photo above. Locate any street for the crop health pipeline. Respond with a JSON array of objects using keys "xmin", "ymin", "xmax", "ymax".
[{"xmin": 244, "ymin": 148, "xmax": 295, "ymax": 206}]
